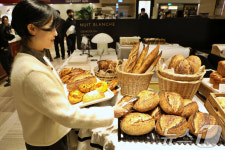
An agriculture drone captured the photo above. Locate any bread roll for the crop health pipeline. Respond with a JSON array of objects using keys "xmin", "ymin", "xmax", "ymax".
[
  {"xmin": 168, "ymin": 54, "xmax": 185, "ymax": 69},
  {"xmin": 186, "ymin": 55, "xmax": 201, "ymax": 74},
  {"xmin": 180, "ymin": 99, "xmax": 199, "ymax": 118},
  {"xmin": 136, "ymin": 44, "xmax": 160, "ymax": 73},
  {"xmin": 217, "ymin": 60, "xmax": 225, "ymax": 77},
  {"xmin": 149, "ymin": 106, "xmax": 162, "ymax": 120},
  {"xmin": 159, "ymin": 92, "xmax": 184, "ymax": 115},
  {"xmin": 114, "ymin": 96, "xmax": 134, "ymax": 118},
  {"xmin": 68, "ymin": 90, "xmax": 84, "ymax": 104},
  {"xmin": 174, "ymin": 59, "xmax": 192, "ymax": 74},
  {"xmin": 82, "ymin": 90, "xmax": 105, "ymax": 103},
  {"xmin": 124, "ymin": 42, "xmax": 140, "ymax": 73},
  {"xmin": 120, "ymin": 112, "xmax": 155, "ymax": 136},
  {"xmin": 156, "ymin": 114, "xmax": 188, "ymax": 138},
  {"xmin": 133, "ymin": 90, "xmax": 159, "ymax": 112},
  {"xmin": 188, "ymin": 112, "xmax": 218, "ymax": 139},
  {"xmin": 132, "ymin": 44, "xmax": 149, "ymax": 73}
]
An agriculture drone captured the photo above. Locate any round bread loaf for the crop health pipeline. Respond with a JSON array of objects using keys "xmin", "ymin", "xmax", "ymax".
[
  {"xmin": 186, "ymin": 55, "xmax": 201, "ymax": 74},
  {"xmin": 120, "ymin": 112, "xmax": 155, "ymax": 136},
  {"xmin": 174, "ymin": 59, "xmax": 192, "ymax": 74},
  {"xmin": 133, "ymin": 90, "xmax": 159, "ymax": 112},
  {"xmin": 156, "ymin": 114, "xmax": 188, "ymax": 138},
  {"xmin": 180, "ymin": 99, "xmax": 199, "ymax": 118},
  {"xmin": 159, "ymin": 92, "xmax": 184, "ymax": 115},
  {"xmin": 188, "ymin": 112, "xmax": 218, "ymax": 139},
  {"xmin": 168, "ymin": 54, "xmax": 185, "ymax": 69}
]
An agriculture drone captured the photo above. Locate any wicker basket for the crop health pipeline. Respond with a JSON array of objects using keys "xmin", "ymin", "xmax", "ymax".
[
  {"xmin": 157, "ymin": 71, "xmax": 202, "ymax": 99},
  {"xmin": 94, "ymin": 67, "xmax": 117, "ymax": 81},
  {"xmin": 157, "ymin": 58, "xmax": 206, "ymax": 81},
  {"xmin": 116, "ymin": 65, "xmax": 154, "ymax": 96}
]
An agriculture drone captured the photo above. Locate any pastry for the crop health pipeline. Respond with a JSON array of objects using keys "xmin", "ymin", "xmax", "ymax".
[
  {"xmin": 107, "ymin": 79, "xmax": 118, "ymax": 91},
  {"xmin": 120, "ymin": 112, "xmax": 155, "ymax": 136},
  {"xmin": 159, "ymin": 92, "xmax": 184, "ymax": 115},
  {"xmin": 215, "ymin": 97, "xmax": 225, "ymax": 109},
  {"xmin": 188, "ymin": 112, "xmax": 218, "ymax": 139},
  {"xmin": 125, "ymin": 42, "xmax": 140, "ymax": 73},
  {"xmin": 156, "ymin": 114, "xmax": 188, "ymax": 138},
  {"xmin": 132, "ymin": 44, "xmax": 149, "ymax": 73},
  {"xmin": 82, "ymin": 90, "xmax": 105, "ymax": 103},
  {"xmin": 136, "ymin": 44, "xmax": 160, "ymax": 73},
  {"xmin": 217, "ymin": 60, "xmax": 225, "ymax": 77},
  {"xmin": 61, "ymin": 75, "xmax": 71, "ymax": 83},
  {"xmin": 133, "ymin": 90, "xmax": 159, "ymax": 112},
  {"xmin": 168, "ymin": 54, "xmax": 185, "ymax": 69},
  {"xmin": 59, "ymin": 68, "xmax": 72, "ymax": 78},
  {"xmin": 180, "ymin": 99, "xmax": 199, "ymax": 118},
  {"xmin": 68, "ymin": 90, "xmax": 84, "ymax": 104}
]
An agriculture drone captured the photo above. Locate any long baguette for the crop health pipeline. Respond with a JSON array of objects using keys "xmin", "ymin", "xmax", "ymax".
[
  {"xmin": 145, "ymin": 51, "xmax": 162, "ymax": 73},
  {"xmin": 124, "ymin": 42, "xmax": 140, "ymax": 73},
  {"xmin": 133, "ymin": 44, "xmax": 149, "ymax": 73},
  {"xmin": 136, "ymin": 44, "xmax": 160, "ymax": 73}
]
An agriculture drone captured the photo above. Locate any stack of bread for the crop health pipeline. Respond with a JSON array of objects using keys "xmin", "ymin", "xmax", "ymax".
[
  {"xmin": 115, "ymin": 90, "xmax": 219, "ymax": 139},
  {"xmin": 157, "ymin": 54, "xmax": 206, "ymax": 99},
  {"xmin": 59, "ymin": 68, "xmax": 118, "ymax": 104},
  {"xmin": 210, "ymin": 60, "xmax": 225, "ymax": 89}
]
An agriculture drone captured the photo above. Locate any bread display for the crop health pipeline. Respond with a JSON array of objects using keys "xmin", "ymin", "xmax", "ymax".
[
  {"xmin": 120, "ymin": 112, "xmax": 155, "ymax": 136},
  {"xmin": 59, "ymin": 68, "xmax": 72, "ymax": 78},
  {"xmin": 159, "ymin": 92, "xmax": 184, "ymax": 115},
  {"xmin": 188, "ymin": 112, "xmax": 218, "ymax": 139},
  {"xmin": 149, "ymin": 106, "xmax": 162, "ymax": 120},
  {"xmin": 215, "ymin": 97, "xmax": 225, "ymax": 109},
  {"xmin": 83, "ymin": 90, "xmax": 105, "ymax": 103},
  {"xmin": 132, "ymin": 44, "xmax": 149, "ymax": 73},
  {"xmin": 133, "ymin": 90, "xmax": 159, "ymax": 112},
  {"xmin": 136, "ymin": 44, "xmax": 160, "ymax": 73},
  {"xmin": 180, "ymin": 99, "xmax": 199, "ymax": 118},
  {"xmin": 209, "ymin": 61, "xmax": 225, "ymax": 89},
  {"xmin": 107, "ymin": 79, "xmax": 118, "ymax": 91},
  {"xmin": 124, "ymin": 42, "xmax": 140, "ymax": 73},
  {"xmin": 168, "ymin": 55, "xmax": 202, "ymax": 75},
  {"xmin": 156, "ymin": 114, "xmax": 188, "ymax": 138}
]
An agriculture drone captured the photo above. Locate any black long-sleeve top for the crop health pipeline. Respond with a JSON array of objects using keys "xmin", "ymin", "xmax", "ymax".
[{"xmin": 0, "ymin": 24, "xmax": 15, "ymax": 48}]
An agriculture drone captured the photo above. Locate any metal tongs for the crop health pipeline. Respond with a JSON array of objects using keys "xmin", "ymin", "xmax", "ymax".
[{"xmin": 121, "ymin": 96, "xmax": 140, "ymax": 107}]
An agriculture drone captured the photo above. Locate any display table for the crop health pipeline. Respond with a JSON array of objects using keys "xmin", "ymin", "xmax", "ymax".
[{"xmin": 58, "ymin": 49, "xmax": 224, "ymax": 150}]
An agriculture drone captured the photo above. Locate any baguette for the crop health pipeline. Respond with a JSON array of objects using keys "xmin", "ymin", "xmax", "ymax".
[
  {"xmin": 124, "ymin": 42, "xmax": 140, "ymax": 73},
  {"xmin": 145, "ymin": 51, "xmax": 162, "ymax": 73},
  {"xmin": 136, "ymin": 44, "xmax": 160, "ymax": 73},
  {"xmin": 133, "ymin": 44, "xmax": 149, "ymax": 73}
]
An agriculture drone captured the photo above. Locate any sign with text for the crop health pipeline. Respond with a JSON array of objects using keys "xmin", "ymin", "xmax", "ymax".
[{"xmin": 76, "ymin": 20, "xmax": 116, "ymax": 49}]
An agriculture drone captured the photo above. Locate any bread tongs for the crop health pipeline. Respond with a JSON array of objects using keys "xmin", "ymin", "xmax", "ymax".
[{"xmin": 120, "ymin": 96, "xmax": 139, "ymax": 107}]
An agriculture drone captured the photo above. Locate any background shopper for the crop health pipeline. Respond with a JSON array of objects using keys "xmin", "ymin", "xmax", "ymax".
[
  {"xmin": 138, "ymin": 8, "xmax": 148, "ymax": 20},
  {"xmin": 54, "ymin": 10, "xmax": 66, "ymax": 60},
  {"xmin": 0, "ymin": 15, "xmax": 15, "ymax": 87},
  {"xmin": 65, "ymin": 9, "xmax": 76, "ymax": 56},
  {"xmin": 11, "ymin": 1, "xmax": 114, "ymax": 150}
]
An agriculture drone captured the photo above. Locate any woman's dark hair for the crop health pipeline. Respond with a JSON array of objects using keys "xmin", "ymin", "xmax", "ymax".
[{"xmin": 11, "ymin": 0, "xmax": 59, "ymax": 45}]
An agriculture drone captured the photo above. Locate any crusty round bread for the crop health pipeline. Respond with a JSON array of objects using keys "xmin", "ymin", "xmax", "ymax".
[
  {"xmin": 156, "ymin": 114, "xmax": 188, "ymax": 138},
  {"xmin": 120, "ymin": 112, "xmax": 155, "ymax": 136},
  {"xmin": 115, "ymin": 96, "xmax": 134, "ymax": 118},
  {"xmin": 174, "ymin": 59, "xmax": 192, "ymax": 74},
  {"xmin": 180, "ymin": 99, "xmax": 199, "ymax": 118},
  {"xmin": 168, "ymin": 54, "xmax": 185, "ymax": 69},
  {"xmin": 188, "ymin": 112, "xmax": 218, "ymax": 139},
  {"xmin": 149, "ymin": 106, "xmax": 162, "ymax": 120},
  {"xmin": 159, "ymin": 92, "xmax": 184, "ymax": 115},
  {"xmin": 186, "ymin": 55, "xmax": 201, "ymax": 74},
  {"xmin": 133, "ymin": 90, "xmax": 159, "ymax": 112}
]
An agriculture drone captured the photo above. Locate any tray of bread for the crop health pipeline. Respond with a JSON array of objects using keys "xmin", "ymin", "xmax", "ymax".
[
  {"xmin": 59, "ymin": 67, "xmax": 119, "ymax": 108},
  {"xmin": 115, "ymin": 90, "xmax": 225, "ymax": 146}
]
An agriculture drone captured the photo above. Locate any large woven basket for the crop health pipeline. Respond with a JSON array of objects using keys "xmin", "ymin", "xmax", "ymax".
[
  {"xmin": 116, "ymin": 65, "xmax": 154, "ymax": 96},
  {"xmin": 157, "ymin": 58, "xmax": 206, "ymax": 81},
  {"xmin": 94, "ymin": 67, "xmax": 117, "ymax": 81},
  {"xmin": 157, "ymin": 71, "xmax": 202, "ymax": 99}
]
